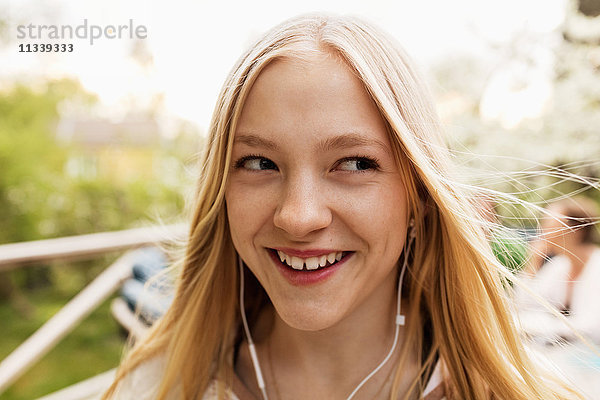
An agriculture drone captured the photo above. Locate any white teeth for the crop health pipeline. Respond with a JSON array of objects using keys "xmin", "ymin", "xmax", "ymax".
[
  {"xmin": 275, "ymin": 250, "xmax": 346, "ymax": 270},
  {"xmin": 305, "ymin": 257, "xmax": 319, "ymax": 270},
  {"xmin": 326, "ymin": 252, "xmax": 336, "ymax": 264},
  {"xmin": 290, "ymin": 256, "xmax": 304, "ymax": 270},
  {"xmin": 318, "ymin": 255, "xmax": 327, "ymax": 267}
]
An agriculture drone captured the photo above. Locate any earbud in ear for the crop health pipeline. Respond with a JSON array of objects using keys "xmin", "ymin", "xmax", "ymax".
[{"xmin": 408, "ymin": 218, "xmax": 416, "ymax": 239}]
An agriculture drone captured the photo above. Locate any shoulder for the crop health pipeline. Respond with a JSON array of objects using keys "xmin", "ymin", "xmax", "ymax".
[
  {"xmin": 109, "ymin": 355, "xmax": 242, "ymax": 400},
  {"xmin": 422, "ymin": 360, "xmax": 448, "ymax": 400},
  {"xmin": 582, "ymin": 248, "xmax": 600, "ymax": 282},
  {"xmin": 589, "ymin": 248, "xmax": 600, "ymax": 266},
  {"xmin": 110, "ymin": 355, "xmax": 179, "ymax": 400},
  {"xmin": 201, "ymin": 380, "xmax": 240, "ymax": 400},
  {"xmin": 540, "ymin": 254, "xmax": 570, "ymax": 274},
  {"xmin": 525, "ymin": 254, "xmax": 570, "ymax": 285}
]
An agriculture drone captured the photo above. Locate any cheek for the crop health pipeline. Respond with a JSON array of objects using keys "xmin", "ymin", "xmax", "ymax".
[
  {"xmin": 225, "ymin": 183, "xmax": 276, "ymax": 246},
  {"xmin": 333, "ymin": 180, "xmax": 408, "ymax": 237}
]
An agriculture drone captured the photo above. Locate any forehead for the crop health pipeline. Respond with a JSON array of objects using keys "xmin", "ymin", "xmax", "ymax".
[{"xmin": 235, "ymin": 52, "xmax": 390, "ymax": 146}]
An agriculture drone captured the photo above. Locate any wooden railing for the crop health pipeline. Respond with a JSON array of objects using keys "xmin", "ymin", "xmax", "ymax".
[
  {"xmin": 0, "ymin": 225, "xmax": 186, "ymax": 270},
  {"xmin": 0, "ymin": 224, "xmax": 187, "ymax": 397}
]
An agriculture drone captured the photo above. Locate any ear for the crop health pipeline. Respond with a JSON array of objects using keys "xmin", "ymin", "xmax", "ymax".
[{"xmin": 411, "ymin": 196, "xmax": 431, "ymax": 224}]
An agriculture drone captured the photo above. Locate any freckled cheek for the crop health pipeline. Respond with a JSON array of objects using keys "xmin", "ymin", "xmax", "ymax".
[
  {"xmin": 225, "ymin": 184, "xmax": 279, "ymax": 244},
  {"xmin": 333, "ymin": 184, "xmax": 407, "ymax": 235}
]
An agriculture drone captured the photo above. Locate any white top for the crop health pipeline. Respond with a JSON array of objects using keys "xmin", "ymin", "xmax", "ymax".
[
  {"xmin": 109, "ymin": 355, "xmax": 446, "ymax": 399},
  {"xmin": 514, "ymin": 248, "xmax": 600, "ymax": 343}
]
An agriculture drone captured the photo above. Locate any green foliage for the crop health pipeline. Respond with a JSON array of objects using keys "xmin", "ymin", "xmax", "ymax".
[
  {"xmin": 490, "ymin": 230, "xmax": 528, "ymax": 272},
  {"xmin": 0, "ymin": 286, "xmax": 125, "ymax": 400},
  {"xmin": 0, "ymin": 79, "xmax": 187, "ymax": 245},
  {"xmin": 0, "ymin": 81, "xmax": 68, "ymax": 243},
  {"xmin": 0, "ymin": 78, "xmax": 193, "ymax": 397}
]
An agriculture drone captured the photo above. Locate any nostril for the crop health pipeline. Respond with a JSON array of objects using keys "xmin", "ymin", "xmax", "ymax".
[{"xmin": 273, "ymin": 202, "xmax": 333, "ymax": 238}]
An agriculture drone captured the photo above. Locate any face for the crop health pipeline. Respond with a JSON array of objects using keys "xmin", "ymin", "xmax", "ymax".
[
  {"xmin": 225, "ymin": 53, "xmax": 409, "ymax": 331},
  {"xmin": 540, "ymin": 206, "xmax": 579, "ymax": 253}
]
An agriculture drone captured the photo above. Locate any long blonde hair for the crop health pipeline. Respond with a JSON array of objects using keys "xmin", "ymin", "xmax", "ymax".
[{"xmin": 104, "ymin": 14, "xmax": 582, "ymax": 400}]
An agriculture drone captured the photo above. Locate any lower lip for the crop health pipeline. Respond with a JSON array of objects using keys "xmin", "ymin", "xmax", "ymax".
[{"xmin": 268, "ymin": 250, "xmax": 352, "ymax": 286}]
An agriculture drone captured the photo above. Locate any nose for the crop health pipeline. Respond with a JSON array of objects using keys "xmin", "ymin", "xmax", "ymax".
[{"xmin": 273, "ymin": 174, "xmax": 332, "ymax": 238}]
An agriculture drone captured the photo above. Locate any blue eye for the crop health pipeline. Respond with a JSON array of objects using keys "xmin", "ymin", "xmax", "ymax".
[
  {"xmin": 235, "ymin": 156, "xmax": 278, "ymax": 171},
  {"xmin": 335, "ymin": 157, "xmax": 379, "ymax": 172}
]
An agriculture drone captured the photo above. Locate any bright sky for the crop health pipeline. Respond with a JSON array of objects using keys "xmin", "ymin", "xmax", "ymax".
[{"xmin": 2, "ymin": 0, "xmax": 567, "ymax": 132}]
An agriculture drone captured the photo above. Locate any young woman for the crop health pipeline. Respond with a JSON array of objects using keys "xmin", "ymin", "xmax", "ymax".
[
  {"xmin": 104, "ymin": 14, "xmax": 583, "ymax": 399},
  {"xmin": 516, "ymin": 197, "xmax": 600, "ymax": 344}
]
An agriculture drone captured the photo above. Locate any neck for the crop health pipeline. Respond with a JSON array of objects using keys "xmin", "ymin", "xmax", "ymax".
[
  {"xmin": 561, "ymin": 243, "xmax": 594, "ymax": 279},
  {"xmin": 269, "ymin": 281, "xmax": 398, "ymax": 373},
  {"xmin": 256, "ymin": 269, "xmax": 416, "ymax": 399}
]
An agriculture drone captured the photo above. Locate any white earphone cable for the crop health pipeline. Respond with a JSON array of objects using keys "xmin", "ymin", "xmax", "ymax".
[
  {"xmin": 345, "ymin": 227, "xmax": 414, "ymax": 399},
  {"xmin": 239, "ymin": 259, "xmax": 269, "ymax": 400},
  {"xmin": 239, "ymin": 222, "xmax": 415, "ymax": 400}
]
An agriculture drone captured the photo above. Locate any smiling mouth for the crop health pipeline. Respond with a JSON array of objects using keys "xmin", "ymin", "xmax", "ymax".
[{"xmin": 268, "ymin": 249, "xmax": 352, "ymax": 271}]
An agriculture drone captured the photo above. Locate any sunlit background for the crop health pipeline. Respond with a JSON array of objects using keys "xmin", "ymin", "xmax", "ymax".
[
  {"xmin": 1, "ymin": 0, "xmax": 599, "ymax": 398},
  {"xmin": 0, "ymin": 0, "xmax": 576, "ymax": 130}
]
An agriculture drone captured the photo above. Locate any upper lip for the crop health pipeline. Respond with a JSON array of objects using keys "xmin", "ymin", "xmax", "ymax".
[{"xmin": 271, "ymin": 247, "xmax": 347, "ymax": 258}]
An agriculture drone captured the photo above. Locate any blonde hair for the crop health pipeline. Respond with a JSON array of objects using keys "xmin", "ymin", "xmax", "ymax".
[
  {"xmin": 104, "ymin": 14, "xmax": 582, "ymax": 400},
  {"xmin": 548, "ymin": 196, "xmax": 600, "ymax": 244}
]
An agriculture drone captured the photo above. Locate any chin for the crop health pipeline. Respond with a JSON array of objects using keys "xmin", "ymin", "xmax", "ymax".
[{"xmin": 273, "ymin": 301, "xmax": 344, "ymax": 332}]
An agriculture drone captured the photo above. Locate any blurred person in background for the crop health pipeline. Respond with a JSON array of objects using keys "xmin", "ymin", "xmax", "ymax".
[{"xmin": 515, "ymin": 196, "xmax": 600, "ymax": 344}]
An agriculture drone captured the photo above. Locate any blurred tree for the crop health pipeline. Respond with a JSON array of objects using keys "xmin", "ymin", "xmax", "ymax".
[
  {"xmin": 0, "ymin": 80, "xmax": 75, "ymax": 301},
  {"xmin": 0, "ymin": 80, "xmax": 81, "ymax": 244},
  {"xmin": 431, "ymin": 4, "xmax": 600, "ymax": 189},
  {"xmin": 0, "ymin": 79, "xmax": 190, "ymax": 303},
  {"xmin": 428, "ymin": 2, "xmax": 600, "ymax": 235}
]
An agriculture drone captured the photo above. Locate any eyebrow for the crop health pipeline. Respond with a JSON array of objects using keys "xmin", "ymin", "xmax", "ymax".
[
  {"xmin": 234, "ymin": 134, "xmax": 280, "ymax": 150},
  {"xmin": 318, "ymin": 133, "xmax": 390, "ymax": 154},
  {"xmin": 234, "ymin": 132, "xmax": 391, "ymax": 154}
]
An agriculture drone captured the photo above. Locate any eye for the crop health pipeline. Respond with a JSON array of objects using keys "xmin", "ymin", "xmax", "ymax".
[
  {"xmin": 234, "ymin": 155, "xmax": 278, "ymax": 171},
  {"xmin": 334, "ymin": 157, "xmax": 380, "ymax": 172}
]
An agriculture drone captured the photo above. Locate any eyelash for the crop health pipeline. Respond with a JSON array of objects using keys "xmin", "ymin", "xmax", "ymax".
[
  {"xmin": 233, "ymin": 154, "xmax": 380, "ymax": 173},
  {"xmin": 334, "ymin": 156, "xmax": 380, "ymax": 172},
  {"xmin": 233, "ymin": 154, "xmax": 278, "ymax": 171}
]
